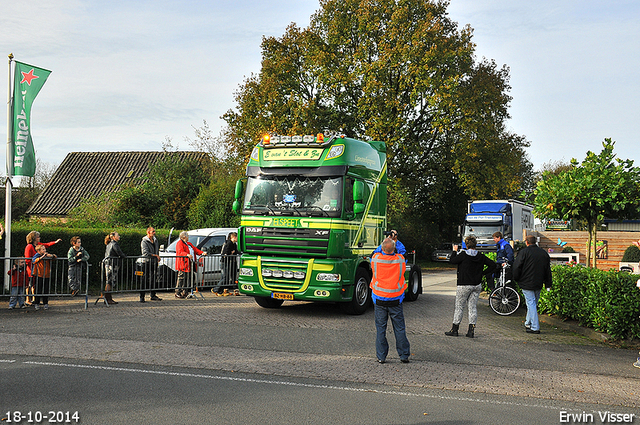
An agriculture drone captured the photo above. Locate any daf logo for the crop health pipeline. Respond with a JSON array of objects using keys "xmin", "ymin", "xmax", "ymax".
[
  {"xmin": 246, "ymin": 227, "xmax": 262, "ymax": 233},
  {"xmin": 315, "ymin": 230, "xmax": 329, "ymax": 236}
]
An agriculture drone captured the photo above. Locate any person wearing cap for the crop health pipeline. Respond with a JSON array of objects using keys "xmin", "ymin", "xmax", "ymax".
[{"xmin": 370, "ymin": 237, "xmax": 410, "ymax": 364}]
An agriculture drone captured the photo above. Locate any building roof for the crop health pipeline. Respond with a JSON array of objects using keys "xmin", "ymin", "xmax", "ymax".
[{"xmin": 27, "ymin": 151, "xmax": 209, "ymax": 217}]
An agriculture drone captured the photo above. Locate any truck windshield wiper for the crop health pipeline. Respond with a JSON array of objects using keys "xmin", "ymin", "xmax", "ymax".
[
  {"xmin": 303, "ymin": 206, "xmax": 330, "ymax": 217},
  {"xmin": 256, "ymin": 205, "xmax": 275, "ymax": 215}
]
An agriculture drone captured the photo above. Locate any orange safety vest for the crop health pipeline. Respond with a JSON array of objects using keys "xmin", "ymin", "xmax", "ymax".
[{"xmin": 370, "ymin": 252, "xmax": 406, "ymax": 299}]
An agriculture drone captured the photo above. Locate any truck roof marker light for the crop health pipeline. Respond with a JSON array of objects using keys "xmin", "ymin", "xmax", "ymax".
[
  {"xmin": 326, "ymin": 144, "xmax": 344, "ymax": 160},
  {"xmin": 262, "ymin": 134, "xmax": 271, "ymax": 145},
  {"xmin": 250, "ymin": 147, "xmax": 260, "ymax": 161},
  {"xmin": 316, "ymin": 133, "xmax": 324, "ymax": 143},
  {"xmin": 303, "ymin": 135, "xmax": 315, "ymax": 143}
]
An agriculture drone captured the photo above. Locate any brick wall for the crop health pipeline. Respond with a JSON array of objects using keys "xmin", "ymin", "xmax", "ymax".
[{"xmin": 524, "ymin": 230, "xmax": 640, "ymax": 271}]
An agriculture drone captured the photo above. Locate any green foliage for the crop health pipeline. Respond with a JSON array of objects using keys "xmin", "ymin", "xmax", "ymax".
[
  {"xmin": 621, "ymin": 245, "xmax": 640, "ymax": 262},
  {"xmin": 534, "ymin": 139, "xmax": 640, "ymax": 268},
  {"xmin": 539, "ymin": 264, "xmax": 640, "ymax": 340},
  {"xmin": 220, "ymin": 0, "xmax": 533, "ymax": 250},
  {"xmin": 69, "ymin": 153, "xmax": 212, "ymax": 229},
  {"xmin": 187, "ymin": 164, "xmax": 241, "ymax": 229},
  {"xmin": 562, "ymin": 245, "xmax": 575, "ymax": 253}
]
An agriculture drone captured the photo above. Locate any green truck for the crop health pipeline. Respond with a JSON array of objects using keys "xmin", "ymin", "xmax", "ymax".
[{"xmin": 232, "ymin": 133, "xmax": 422, "ymax": 314}]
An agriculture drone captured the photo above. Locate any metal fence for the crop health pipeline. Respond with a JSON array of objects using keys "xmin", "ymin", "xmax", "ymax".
[
  {"xmin": 1, "ymin": 257, "xmax": 90, "ymax": 310},
  {"xmin": 1, "ymin": 254, "xmax": 240, "ymax": 309},
  {"xmin": 96, "ymin": 254, "xmax": 240, "ymax": 306}
]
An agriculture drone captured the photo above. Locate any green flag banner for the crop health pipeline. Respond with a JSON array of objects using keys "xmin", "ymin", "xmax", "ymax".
[{"xmin": 10, "ymin": 60, "xmax": 51, "ymax": 177}]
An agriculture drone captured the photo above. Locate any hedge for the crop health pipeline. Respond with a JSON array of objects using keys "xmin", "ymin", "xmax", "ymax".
[
  {"xmin": 4, "ymin": 224, "xmax": 175, "ymax": 294},
  {"xmin": 539, "ymin": 264, "xmax": 640, "ymax": 340}
]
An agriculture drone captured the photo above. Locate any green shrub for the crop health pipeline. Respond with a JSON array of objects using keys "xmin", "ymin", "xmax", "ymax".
[
  {"xmin": 562, "ymin": 245, "xmax": 575, "ymax": 253},
  {"xmin": 621, "ymin": 245, "xmax": 640, "ymax": 262},
  {"xmin": 539, "ymin": 264, "xmax": 640, "ymax": 340}
]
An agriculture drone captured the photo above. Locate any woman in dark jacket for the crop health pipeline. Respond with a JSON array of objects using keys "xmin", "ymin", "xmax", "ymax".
[
  {"xmin": 103, "ymin": 232, "xmax": 127, "ymax": 305},
  {"xmin": 446, "ymin": 235, "xmax": 496, "ymax": 338}
]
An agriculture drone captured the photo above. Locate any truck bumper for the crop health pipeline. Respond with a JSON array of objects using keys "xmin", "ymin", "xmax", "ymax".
[{"xmin": 237, "ymin": 255, "xmax": 355, "ymax": 303}]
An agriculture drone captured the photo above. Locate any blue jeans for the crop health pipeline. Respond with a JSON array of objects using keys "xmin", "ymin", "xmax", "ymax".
[
  {"xmin": 522, "ymin": 289, "xmax": 541, "ymax": 331},
  {"xmin": 9, "ymin": 286, "xmax": 25, "ymax": 308},
  {"xmin": 374, "ymin": 303, "xmax": 410, "ymax": 361}
]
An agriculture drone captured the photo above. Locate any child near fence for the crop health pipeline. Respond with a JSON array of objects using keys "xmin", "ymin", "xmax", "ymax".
[
  {"xmin": 7, "ymin": 259, "xmax": 28, "ymax": 309},
  {"xmin": 32, "ymin": 244, "xmax": 57, "ymax": 310}
]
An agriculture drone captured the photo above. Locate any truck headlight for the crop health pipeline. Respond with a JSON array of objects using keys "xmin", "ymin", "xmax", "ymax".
[
  {"xmin": 317, "ymin": 273, "xmax": 341, "ymax": 282},
  {"xmin": 240, "ymin": 268, "xmax": 254, "ymax": 276}
]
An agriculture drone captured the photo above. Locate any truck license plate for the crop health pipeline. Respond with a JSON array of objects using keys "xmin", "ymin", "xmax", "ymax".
[{"xmin": 272, "ymin": 292, "xmax": 294, "ymax": 300}]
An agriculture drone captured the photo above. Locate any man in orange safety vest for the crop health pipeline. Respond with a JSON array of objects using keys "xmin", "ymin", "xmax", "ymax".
[{"xmin": 370, "ymin": 237, "xmax": 410, "ymax": 364}]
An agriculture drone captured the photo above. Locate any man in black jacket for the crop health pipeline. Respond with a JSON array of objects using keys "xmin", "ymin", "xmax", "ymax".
[{"xmin": 512, "ymin": 235, "xmax": 552, "ymax": 334}]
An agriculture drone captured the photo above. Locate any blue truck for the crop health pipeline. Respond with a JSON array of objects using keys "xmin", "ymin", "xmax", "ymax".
[{"xmin": 461, "ymin": 199, "xmax": 534, "ymax": 252}]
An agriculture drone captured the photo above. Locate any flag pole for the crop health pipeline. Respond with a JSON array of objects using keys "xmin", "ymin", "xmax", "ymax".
[{"xmin": 5, "ymin": 53, "xmax": 14, "ymax": 291}]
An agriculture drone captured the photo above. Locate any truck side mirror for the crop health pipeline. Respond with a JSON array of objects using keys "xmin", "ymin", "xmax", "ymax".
[
  {"xmin": 232, "ymin": 180, "xmax": 244, "ymax": 215},
  {"xmin": 353, "ymin": 181, "xmax": 364, "ymax": 202},
  {"xmin": 234, "ymin": 179, "xmax": 244, "ymax": 199},
  {"xmin": 353, "ymin": 181, "xmax": 365, "ymax": 215}
]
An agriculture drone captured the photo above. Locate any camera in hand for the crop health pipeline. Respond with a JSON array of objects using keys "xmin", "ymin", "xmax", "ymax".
[{"xmin": 383, "ymin": 231, "xmax": 396, "ymax": 237}]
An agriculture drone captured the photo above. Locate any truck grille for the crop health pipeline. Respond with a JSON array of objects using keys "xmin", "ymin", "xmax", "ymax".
[{"xmin": 244, "ymin": 227, "xmax": 330, "ymax": 257}]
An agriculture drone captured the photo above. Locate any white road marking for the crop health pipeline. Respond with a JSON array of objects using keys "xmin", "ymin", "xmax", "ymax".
[{"xmin": 21, "ymin": 360, "xmax": 574, "ymax": 412}]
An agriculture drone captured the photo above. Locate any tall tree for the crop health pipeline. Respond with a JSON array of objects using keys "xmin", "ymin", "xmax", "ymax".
[
  {"xmin": 221, "ymin": 0, "xmax": 532, "ymax": 246},
  {"xmin": 534, "ymin": 139, "xmax": 640, "ymax": 268}
]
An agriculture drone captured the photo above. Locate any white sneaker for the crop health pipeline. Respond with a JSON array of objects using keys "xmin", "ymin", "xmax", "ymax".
[
  {"xmin": 34, "ymin": 304, "xmax": 40, "ymax": 310},
  {"xmin": 634, "ymin": 358, "xmax": 640, "ymax": 369},
  {"xmin": 43, "ymin": 304, "xmax": 49, "ymax": 310},
  {"xmin": 8, "ymin": 306, "xmax": 15, "ymax": 310}
]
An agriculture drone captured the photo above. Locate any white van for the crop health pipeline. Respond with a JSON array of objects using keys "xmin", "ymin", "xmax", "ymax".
[{"xmin": 158, "ymin": 228, "xmax": 238, "ymax": 288}]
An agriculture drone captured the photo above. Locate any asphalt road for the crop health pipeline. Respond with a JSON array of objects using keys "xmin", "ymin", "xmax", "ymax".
[{"xmin": 1, "ymin": 270, "xmax": 639, "ymax": 424}]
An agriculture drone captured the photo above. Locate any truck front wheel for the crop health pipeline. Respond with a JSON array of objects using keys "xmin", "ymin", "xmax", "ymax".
[
  {"xmin": 340, "ymin": 268, "xmax": 371, "ymax": 315},
  {"xmin": 254, "ymin": 296, "xmax": 284, "ymax": 309},
  {"xmin": 405, "ymin": 265, "xmax": 422, "ymax": 302}
]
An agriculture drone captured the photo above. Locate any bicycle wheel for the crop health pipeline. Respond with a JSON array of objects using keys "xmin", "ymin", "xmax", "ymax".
[{"xmin": 489, "ymin": 286, "xmax": 520, "ymax": 316}]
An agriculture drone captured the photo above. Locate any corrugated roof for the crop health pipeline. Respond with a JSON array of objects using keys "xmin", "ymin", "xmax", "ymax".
[{"xmin": 27, "ymin": 151, "xmax": 209, "ymax": 216}]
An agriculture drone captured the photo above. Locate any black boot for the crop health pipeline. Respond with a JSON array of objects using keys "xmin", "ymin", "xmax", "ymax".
[
  {"xmin": 445, "ymin": 323, "xmax": 459, "ymax": 336},
  {"xmin": 466, "ymin": 324, "xmax": 475, "ymax": 338}
]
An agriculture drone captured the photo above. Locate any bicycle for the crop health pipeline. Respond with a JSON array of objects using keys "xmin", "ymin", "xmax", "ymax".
[{"xmin": 488, "ymin": 262, "xmax": 520, "ymax": 315}]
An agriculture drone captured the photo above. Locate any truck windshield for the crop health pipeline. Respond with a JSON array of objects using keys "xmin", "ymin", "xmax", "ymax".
[
  {"xmin": 243, "ymin": 176, "xmax": 343, "ymax": 217},
  {"xmin": 464, "ymin": 225, "xmax": 502, "ymax": 239}
]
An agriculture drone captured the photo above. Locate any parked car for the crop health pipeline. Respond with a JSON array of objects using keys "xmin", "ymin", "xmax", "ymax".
[
  {"xmin": 158, "ymin": 228, "xmax": 238, "ymax": 288},
  {"xmin": 431, "ymin": 243, "xmax": 455, "ymax": 262}
]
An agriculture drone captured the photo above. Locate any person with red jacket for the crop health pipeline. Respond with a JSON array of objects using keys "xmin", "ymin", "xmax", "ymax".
[
  {"xmin": 370, "ymin": 237, "xmax": 410, "ymax": 364},
  {"xmin": 175, "ymin": 231, "xmax": 206, "ymax": 298},
  {"xmin": 24, "ymin": 231, "xmax": 61, "ymax": 306},
  {"xmin": 7, "ymin": 259, "xmax": 28, "ymax": 309}
]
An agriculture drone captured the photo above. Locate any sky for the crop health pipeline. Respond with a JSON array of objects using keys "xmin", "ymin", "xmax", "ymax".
[{"xmin": 1, "ymin": 0, "xmax": 639, "ymax": 177}]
